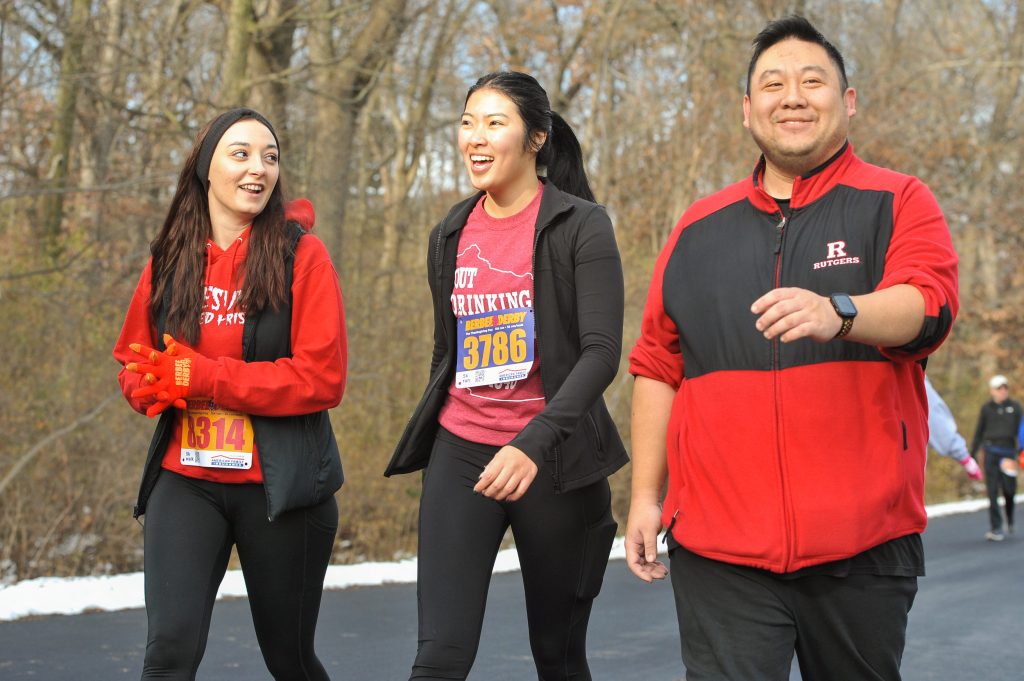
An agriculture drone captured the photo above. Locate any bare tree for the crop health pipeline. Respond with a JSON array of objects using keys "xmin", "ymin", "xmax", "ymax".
[
  {"xmin": 40, "ymin": 0, "xmax": 91, "ymax": 256},
  {"xmin": 222, "ymin": 0, "xmax": 256, "ymax": 106},
  {"xmin": 1, "ymin": 0, "xmax": 1022, "ymax": 581},
  {"xmin": 247, "ymin": 0, "xmax": 302, "ymax": 134},
  {"xmin": 307, "ymin": 0, "xmax": 410, "ymax": 263},
  {"xmin": 376, "ymin": 0, "xmax": 470, "ymax": 275}
]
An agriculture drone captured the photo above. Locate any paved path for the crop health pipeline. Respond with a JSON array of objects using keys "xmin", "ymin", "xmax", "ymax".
[{"xmin": 1, "ymin": 509, "xmax": 1021, "ymax": 680}]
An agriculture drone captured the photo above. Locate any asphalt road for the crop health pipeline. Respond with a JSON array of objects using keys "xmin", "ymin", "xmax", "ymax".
[{"xmin": 1, "ymin": 509, "xmax": 1021, "ymax": 680}]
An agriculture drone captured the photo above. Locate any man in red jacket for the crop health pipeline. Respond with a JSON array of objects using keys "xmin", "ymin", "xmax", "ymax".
[{"xmin": 625, "ymin": 15, "xmax": 958, "ymax": 681}]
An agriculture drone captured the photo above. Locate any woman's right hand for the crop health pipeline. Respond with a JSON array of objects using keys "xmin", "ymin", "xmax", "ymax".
[{"xmin": 473, "ymin": 445, "xmax": 538, "ymax": 502}]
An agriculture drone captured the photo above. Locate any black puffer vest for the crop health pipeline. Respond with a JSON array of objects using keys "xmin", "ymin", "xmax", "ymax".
[{"xmin": 133, "ymin": 224, "xmax": 343, "ymax": 521}]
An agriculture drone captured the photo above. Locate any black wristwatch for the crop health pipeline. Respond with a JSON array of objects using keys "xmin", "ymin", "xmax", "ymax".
[{"xmin": 829, "ymin": 293, "xmax": 857, "ymax": 339}]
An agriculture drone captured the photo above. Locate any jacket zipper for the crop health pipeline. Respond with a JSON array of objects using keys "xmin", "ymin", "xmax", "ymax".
[
  {"xmin": 433, "ymin": 225, "xmax": 444, "ymax": 284},
  {"xmin": 770, "ymin": 214, "xmax": 786, "ymax": 375},
  {"xmin": 586, "ymin": 412, "xmax": 603, "ymax": 451},
  {"xmin": 661, "ymin": 509, "xmax": 679, "ymax": 545},
  {"xmin": 434, "ymin": 227, "xmax": 450, "ymax": 351},
  {"xmin": 771, "ymin": 212, "xmax": 795, "ymax": 570}
]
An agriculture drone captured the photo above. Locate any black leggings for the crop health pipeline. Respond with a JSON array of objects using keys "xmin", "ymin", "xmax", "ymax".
[
  {"xmin": 411, "ymin": 429, "xmax": 617, "ymax": 681},
  {"xmin": 141, "ymin": 470, "xmax": 337, "ymax": 681},
  {"xmin": 984, "ymin": 450, "xmax": 1017, "ymax": 531}
]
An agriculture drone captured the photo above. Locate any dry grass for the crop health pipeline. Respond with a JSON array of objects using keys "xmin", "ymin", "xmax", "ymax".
[{"xmin": 0, "ymin": 210, "xmax": 1007, "ymax": 583}]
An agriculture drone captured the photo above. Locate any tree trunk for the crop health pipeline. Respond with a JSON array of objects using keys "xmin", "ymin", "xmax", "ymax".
[
  {"xmin": 222, "ymin": 0, "xmax": 255, "ymax": 106},
  {"xmin": 308, "ymin": 0, "xmax": 409, "ymax": 265},
  {"xmin": 247, "ymin": 0, "xmax": 299, "ymax": 137},
  {"xmin": 41, "ymin": 0, "xmax": 91, "ymax": 258},
  {"xmin": 378, "ymin": 0, "xmax": 467, "ymax": 274},
  {"xmin": 81, "ymin": 0, "xmax": 126, "ymax": 242}
]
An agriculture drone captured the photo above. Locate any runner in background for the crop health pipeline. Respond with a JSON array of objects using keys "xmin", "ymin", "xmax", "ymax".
[
  {"xmin": 113, "ymin": 108, "xmax": 346, "ymax": 680},
  {"xmin": 386, "ymin": 71, "xmax": 627, "ymax": 681},
  {"xmin": 970, "ymin": 374, "xmax": 1022, "ymax": 541}
]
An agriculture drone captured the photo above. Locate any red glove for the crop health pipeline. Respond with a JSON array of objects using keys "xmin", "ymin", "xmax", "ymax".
[
  {"xmin": 961, "ymin": 456, "xmax": 983, "ymax": 481},
  {"xmin": 126, "ymin": 334, "xmax": 200, "ymax": 417}
]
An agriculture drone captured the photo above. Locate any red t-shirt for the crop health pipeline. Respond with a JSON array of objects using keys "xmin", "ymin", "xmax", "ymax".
[
  {"xmin": 438, "ymin": 184, "xmax": 547, "ymax": 445},
  {"xmin": 113, "ymin": 225, "xmax": 346, "ymax": 484}
]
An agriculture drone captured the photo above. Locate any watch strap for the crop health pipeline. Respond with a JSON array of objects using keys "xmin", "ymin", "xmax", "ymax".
[{"xmin": 834, "ymin": 316, "xmax": 854, "ymax": 339}]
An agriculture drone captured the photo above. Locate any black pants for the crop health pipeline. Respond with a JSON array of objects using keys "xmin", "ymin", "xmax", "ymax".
[
  {"xmin": 141, "ymin": 470, "xmax": 338, "ymax": 681},
  {"xmin": 410, "ymin": 429, "xmax": 617, "ymax": 680},
  {"xmin": 984, "ymin": 449, "xmax": 1017, "ymax": 532},
  {"xmin": 669, "ymin": 546, "xmax": 917, "ymax": 681}
]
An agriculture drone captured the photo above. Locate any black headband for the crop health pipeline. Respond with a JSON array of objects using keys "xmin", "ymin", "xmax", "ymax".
[{"xmin": 195, "ymin": 108, "xmax": 279, "ymax": 185}]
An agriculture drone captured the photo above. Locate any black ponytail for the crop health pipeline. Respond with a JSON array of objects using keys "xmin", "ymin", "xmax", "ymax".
[
  {"xmin": 466, "ymin": 71, "xmax": 596, "ymax": 203},
  {"xmin": 539, "ymin": 111, "xmax": 594, "ymax": 202}
]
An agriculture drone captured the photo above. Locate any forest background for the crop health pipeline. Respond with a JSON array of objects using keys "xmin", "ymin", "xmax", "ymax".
[{"xmin": 2, "ymin": 0, "xmax": 1022, "ymax": 584}]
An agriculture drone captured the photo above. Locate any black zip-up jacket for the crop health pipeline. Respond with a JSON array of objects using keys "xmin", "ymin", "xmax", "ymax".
[
  {"xmin": 134, "ymin": 224, "xmax": 344, "ymax": 521},
  {"xmin": 970, "ymin": 398, "xmax": 1023, "ymax": 455},
  {"xmin": 386, "ymin": 180, "xmax": 628, "ymax": 492}
]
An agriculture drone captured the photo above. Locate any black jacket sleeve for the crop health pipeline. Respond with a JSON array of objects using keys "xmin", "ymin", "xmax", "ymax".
[
  {"xmin": 508, "ymin": 205, "xmax": 624, "ymax": 462},
  {"xmin": 970, "ymin": 403, "xmax": 988, "ymax": 456}
]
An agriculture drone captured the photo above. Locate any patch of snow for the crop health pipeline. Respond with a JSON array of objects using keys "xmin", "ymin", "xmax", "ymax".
[{"xmin": 0, "ymin": 496, "xmax": 1011, "ymax": 621}]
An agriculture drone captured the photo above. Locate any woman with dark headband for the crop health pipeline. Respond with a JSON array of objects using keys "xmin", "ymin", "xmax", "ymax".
[
  {"xmin": 386, "ymin": 71, "xmax": 627, "ymax": 680},
  {"xmin": 113, "ymin": 108, "xmax": 346, "ymax": 680}
]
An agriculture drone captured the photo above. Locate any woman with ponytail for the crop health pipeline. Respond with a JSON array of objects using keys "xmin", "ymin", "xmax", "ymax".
[
  {"xmin": 386, "ymin": 71, "xmax": 626, "ymax": 680},
  {"xmin": 113, "ymin": 108, "xmax": 345, "ymax": 680}
]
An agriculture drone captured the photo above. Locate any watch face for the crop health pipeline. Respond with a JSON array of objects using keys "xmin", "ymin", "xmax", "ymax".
[{"xmin": 831, "ymin": 294, "xmax": 857, "ymax": 317}]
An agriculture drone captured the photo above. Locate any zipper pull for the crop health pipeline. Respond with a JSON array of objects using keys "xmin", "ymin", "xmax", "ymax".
[
  {"xmin": 773, "ymin": 216, "xmax": 787, "ymax": 254},
  {"xmin": 661, "ymin": 509, "xmax": 679, "ymax": 545}
]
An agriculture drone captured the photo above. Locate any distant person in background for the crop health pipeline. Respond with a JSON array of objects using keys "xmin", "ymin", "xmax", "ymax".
[
  {"xmin": 113, "ymin": 108, "xmax": 346, "ymax": 680},
  {"xmin": 970, "ymin": 374, "xmax": 1022, "ymax": 541},
  {"xmin": 386, "ymin": 71, "xmax": 626, "ymax": 680},
  {"xmin": 924, "ymin": 375, "xmax": 982, "ymax": 480}
]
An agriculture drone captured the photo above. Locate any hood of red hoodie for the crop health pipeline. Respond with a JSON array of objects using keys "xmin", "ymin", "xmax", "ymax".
[{"xmin": 285, "ymin": 198, "xmax": 315, "ymax": 231}]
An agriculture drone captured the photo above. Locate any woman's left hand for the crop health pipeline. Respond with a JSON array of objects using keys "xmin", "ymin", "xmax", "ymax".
[{"xmin": 474, "ymin": 445, "xmax": 538, "ymax": 502}]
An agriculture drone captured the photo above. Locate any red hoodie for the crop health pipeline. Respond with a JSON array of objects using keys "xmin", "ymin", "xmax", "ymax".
[{"xmin": 113, "ymin": 205, "xmax": 346, "ymax": 484}]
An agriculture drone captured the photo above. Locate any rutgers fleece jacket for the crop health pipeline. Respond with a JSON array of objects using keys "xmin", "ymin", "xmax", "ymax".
[{"xmin": 629, "ymin": 143, "xmax": 958, "ymax": 573}]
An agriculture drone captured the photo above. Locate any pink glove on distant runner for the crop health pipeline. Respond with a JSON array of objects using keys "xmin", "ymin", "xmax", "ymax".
[{"xmin": 961, "ymin": 456, "xmax": 983, "ymax": 481}]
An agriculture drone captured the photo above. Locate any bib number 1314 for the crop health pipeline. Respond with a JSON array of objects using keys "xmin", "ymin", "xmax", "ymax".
[
  {"xmin": 180, "ymin": 400, "xmax": 255, "ymax": 469},
  {"xmin": 186, "ymin": 414, "xmax": 246, "ymax": 450}
]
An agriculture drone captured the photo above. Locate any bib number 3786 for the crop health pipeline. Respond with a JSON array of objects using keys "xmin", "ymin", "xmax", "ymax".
[
  {"xmin": 455, "ymin": 307, "xmax": 534, "ymax": 389},
  {"xmin": 463, "ymin": 327, "xmax": 527, "ymax": 369}
]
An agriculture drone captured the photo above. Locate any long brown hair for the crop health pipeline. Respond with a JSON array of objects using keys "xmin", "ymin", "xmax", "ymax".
[{"xmin": 149, "ymin": 111, "xmax": 291, "ymax": 344}]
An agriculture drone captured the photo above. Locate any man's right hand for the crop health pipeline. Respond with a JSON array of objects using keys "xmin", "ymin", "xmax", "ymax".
[{"xmin": 625, "ymin": 500, "xmax": 669, "ymax": 583}]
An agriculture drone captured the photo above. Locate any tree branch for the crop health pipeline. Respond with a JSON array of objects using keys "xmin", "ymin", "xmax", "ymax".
[{"xmin": 0, "ymin": 393, "xmax": 120, "ymax": 497}]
